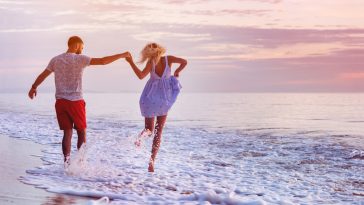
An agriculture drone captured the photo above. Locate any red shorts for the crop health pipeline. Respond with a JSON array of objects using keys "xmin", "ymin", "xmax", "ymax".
[{"xmin": 55, "ymin": 99, "xmax": 87, "ymax": 130}]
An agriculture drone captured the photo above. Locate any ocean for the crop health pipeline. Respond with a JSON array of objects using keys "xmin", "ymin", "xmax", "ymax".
[{"xmin": 0, "ymin": 93, "xmax": 363, "ymax": 204}]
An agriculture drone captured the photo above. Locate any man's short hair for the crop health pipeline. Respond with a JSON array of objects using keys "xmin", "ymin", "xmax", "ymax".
[{"xmin": 68, "ymin": 36, "xmax": 83, "ymax": 47}]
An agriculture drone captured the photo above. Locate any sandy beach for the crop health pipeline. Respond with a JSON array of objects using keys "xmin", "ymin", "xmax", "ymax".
[{"xmin": 0, "ymin": 135, "xmax": 89, "ymax": 205}]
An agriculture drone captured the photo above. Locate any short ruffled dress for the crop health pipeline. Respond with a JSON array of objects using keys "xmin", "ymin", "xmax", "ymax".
[{"xmin": 139, "ymin": 56, "xmax": 182, "ymax": 117}]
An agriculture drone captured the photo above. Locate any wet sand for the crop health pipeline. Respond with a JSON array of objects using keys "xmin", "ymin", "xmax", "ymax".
[{"xmin": 0, "ymin": 135, "xmax": 89, "ymax": 205}]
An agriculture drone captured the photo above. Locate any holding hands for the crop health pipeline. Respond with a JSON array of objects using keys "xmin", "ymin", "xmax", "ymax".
[
  {"xmin": 123, "ymin": 51, "xmax": 131, "ymax": 59},
  {"xmin": 125, "ymin": 54, "xmax": 133, "ymax": 64}
]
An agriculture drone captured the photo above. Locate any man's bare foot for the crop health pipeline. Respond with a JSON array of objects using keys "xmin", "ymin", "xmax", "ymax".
[{"xmin": 64, "ymin": 155, "xmax": 71, "ymax": 169}]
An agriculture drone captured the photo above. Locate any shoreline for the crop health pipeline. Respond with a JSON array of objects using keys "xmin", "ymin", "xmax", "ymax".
[{"xmin": 0, "ymin": 135, "xmax": 89, "ymax": 205}]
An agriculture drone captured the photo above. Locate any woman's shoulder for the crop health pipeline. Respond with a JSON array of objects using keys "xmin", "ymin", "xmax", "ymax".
[{"xmin": 165, "ymin": 55, "xmax": 173, "ymax": 61}]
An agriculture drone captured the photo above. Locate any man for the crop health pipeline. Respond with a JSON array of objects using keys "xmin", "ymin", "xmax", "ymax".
[{"xmin": 28, "ymin": 36, "xmax": 129, "ymax": 166}]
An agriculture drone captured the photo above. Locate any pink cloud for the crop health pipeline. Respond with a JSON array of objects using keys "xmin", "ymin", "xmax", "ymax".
[
  {"xmin": 184, "ymin": 9, "xmax": 272, "ymax": 16},
  {"xmin": 339, "ymin": 72, "xmax": 364, "ymax": 79},
  {"xmin": 164, "ymin": 0, "xmax": 282, "ymax": 4},
  {"xmin": 238, "ymin": 0, "xmax": 282, "ymax": 3},
  {"xmin": 1, "ymin": 1, "xmax": 364, "ymax": 92}
]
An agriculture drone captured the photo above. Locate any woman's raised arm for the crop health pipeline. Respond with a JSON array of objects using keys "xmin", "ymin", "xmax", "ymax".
[{"xmin": 126, "ymin": 56, "xmax": 152, "ymax": 80}]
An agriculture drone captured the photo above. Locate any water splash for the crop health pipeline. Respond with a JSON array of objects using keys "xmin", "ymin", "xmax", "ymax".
[
  {"xmin": 1, "ymin": 108, "xmax": 363, "ymax": 204},
  {"xmin": 134, "ymin": 129, "xmax": 153, "ymax": 148},
  {"xmin": 84, "ymin": 196, "xmax": 109, "ymax": 205},
  {"xmin": 65, "ymin": 143, "xmax": 90, "ymax": 176}
]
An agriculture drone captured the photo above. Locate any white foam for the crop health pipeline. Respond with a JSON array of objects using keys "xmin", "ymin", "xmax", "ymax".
[
  {"xmin": 65, "ymin": 143, "xmax": 89, "ymax": 176},
  {"xmin": 1, "ymin": 93, "xmax": 364, "ymax": 204},
  {"xmin": 84, "ymin": 196, "xmax": 109, "ymax": 205}
]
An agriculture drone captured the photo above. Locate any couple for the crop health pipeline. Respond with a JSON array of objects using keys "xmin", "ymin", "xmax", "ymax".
[{"xmin": 28, "ymin": 36, "xmax": 187, "ymax": 172}]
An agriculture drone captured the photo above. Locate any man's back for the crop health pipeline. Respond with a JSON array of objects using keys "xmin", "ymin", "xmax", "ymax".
[
  {"xmin": 27, "ymin": 35, "xmax": 130, "ymax": 164},
  {"xmin": 46, "ymin": 53, "xmax": 91, "ymax": 101}
]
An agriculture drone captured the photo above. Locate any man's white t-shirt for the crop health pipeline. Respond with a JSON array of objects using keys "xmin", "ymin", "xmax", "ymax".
[{"xmin": 46, "ymin": 53, "xmax": 91, "ymax": 101}]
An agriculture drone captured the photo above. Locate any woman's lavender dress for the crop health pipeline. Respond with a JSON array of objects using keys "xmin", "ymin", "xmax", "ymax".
[{"xmin": 139, "ymin": 56, "xmax": 182, "ymax": 117}]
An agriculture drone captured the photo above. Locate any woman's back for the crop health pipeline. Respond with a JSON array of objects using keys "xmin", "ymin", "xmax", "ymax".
[{"xmin": 150, "ymin": 56, "xmax": 171, "ymax": 80}]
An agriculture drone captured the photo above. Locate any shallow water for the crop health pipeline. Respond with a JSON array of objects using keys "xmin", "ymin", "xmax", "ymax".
[{"xmin": 0, "ymin": 93, "xmax": 363, "ymax": 204}]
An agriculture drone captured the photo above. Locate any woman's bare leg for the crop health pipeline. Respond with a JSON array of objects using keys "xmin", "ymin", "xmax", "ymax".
[
  {"xmin": 144, "ymin": 117, "xmax": 155, "ymax": 135},
  {"xmin": 148, "ymin": 115, "xmax": 167, "ymax": 172},
  {"xmin": 136, "ymin": 117, "xmax": 155, "ymax": 147}
]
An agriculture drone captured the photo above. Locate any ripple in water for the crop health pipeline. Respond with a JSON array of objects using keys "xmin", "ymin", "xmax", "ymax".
[{"xmin": 0, "ymin": 111, "xmax": 363, "ymax": 204}]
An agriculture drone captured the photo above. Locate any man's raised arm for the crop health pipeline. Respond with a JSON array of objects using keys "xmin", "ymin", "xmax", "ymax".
[{"xmin": 90, "ymin": 52, "xmax": 130, "ymax": 66}]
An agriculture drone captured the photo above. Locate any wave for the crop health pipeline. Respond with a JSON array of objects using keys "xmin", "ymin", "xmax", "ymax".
[{"xmin": 0, "ymin": 110, "xmax": 363, "ymax": 204}]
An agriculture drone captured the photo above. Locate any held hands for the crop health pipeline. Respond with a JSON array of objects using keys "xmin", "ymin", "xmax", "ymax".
[
  {"xmin": 123, "ymin": 51, "xmax": 131, "ymax": 59},
  {"xmin": 125, "ymin": 54, "xmax": 133, "ymax": 64}
]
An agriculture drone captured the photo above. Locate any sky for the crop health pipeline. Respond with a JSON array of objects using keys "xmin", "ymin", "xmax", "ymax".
[{"xmin": 1, "ymin": 0, "xmax": 364, "ymax": 92}]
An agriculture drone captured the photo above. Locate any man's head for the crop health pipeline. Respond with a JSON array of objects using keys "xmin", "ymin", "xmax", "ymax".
[{"xmin": 68, "ymin": 36, "xmax": 84, "ymax": 54}]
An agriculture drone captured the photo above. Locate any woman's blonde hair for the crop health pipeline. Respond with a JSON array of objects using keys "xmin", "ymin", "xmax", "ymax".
[{"xmin": 139, "ymin": 42, "xmax": 166, "ymax": 64}]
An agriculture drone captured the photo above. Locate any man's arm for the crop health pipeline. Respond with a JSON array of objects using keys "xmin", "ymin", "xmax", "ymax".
[
  {"xmin": 90, "ymin": 52, "xmax": 130, "ymax": 66},
  {"xmin": 28, "ymin": 69, "xmax": 52, "ymax": 99}
]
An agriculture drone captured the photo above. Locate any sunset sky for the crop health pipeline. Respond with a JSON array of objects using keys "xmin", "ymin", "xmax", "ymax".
[{"xmin": 1, "ymin": 0, "xmax": 364, "ymax": 92}]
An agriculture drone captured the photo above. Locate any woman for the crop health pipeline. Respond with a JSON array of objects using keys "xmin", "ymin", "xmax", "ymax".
[{"xmin": 125, "ymin": 43, "xmax": 187, "ymax": 172}]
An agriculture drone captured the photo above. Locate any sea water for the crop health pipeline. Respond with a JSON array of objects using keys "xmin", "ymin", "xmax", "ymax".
[{"xmin": 0, "ymin": 93, "xmax": 363, "ymax": 204}]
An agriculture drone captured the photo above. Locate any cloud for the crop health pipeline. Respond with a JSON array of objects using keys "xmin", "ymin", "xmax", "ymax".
[
  {"xmin": 189, "ymin": 41, "xmax": 348, "ymax": 61},
  {"xmin": 0, "ymin": 0, "xmax": 34, "ymax": 5},
  {"xmin": 2, "ymin": 0, "xmax": 364, "ymax": 31},
  {"xmin": 132, "ymin": 31, "xmax": 212, "ymax": 42},
  {"xmin": 185, "ymin": 9, "xmax": 272, "ymax": 17},
  {"xmin": 190, "ymin": 26, "xmax": 364, "ymax": 61},
  {"xmin": 53, "ymin": 10, "xmax": 77, "ymax": 16},
  {"xmin": 164, "ymin": 0, "xmax": 282, "ymax": 4},
  {"xmin": 0, "ymin": 23, "xmax": 138, "ymax": 33},
  {"xmin": 339, "ymin": 72, "xmax": 364, "ymax": 80},
  {"xmin": 198, "ymin": 43, "xmax": 251, "ymax": 52},
  {"xmin": 1, "ymin": 0, "xmax": 364, "ymax": 92},
  {"xmin": 238, "ymin": 0, "xmax": 282, "ymax": 3}
]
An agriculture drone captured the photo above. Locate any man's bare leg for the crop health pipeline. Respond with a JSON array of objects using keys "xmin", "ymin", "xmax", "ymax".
[
  {"xmin": 62, "ymin": 129, "xmax": 73, "ymax": 162},
  {"xmin": 76, "ymin": 129, "xmax": 86, "ymax": 149},
  {"xmin": 148, "ymin": 115, "xmax": 167, "ymax": 172}
]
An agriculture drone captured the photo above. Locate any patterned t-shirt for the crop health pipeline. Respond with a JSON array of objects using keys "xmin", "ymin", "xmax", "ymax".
[{"xmin": 46, "ymin": 53, "xmax": 91, "ymax": 101}]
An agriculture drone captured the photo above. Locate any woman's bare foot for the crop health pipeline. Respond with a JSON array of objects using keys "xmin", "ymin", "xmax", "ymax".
[
  {"xmin": 141, "ymin": 129, "xmax": 152, "ymax": 137},
  {"xmin": 134, "ymin": 139, "xmax": 141, "ymax": 147},
  {"xmin": 135, "ymin": 129, "xmax": 153, "ymax": 147},
  {"xmin": 148, "ymin": 159, "xmax": 154, "ymax": 172}
]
